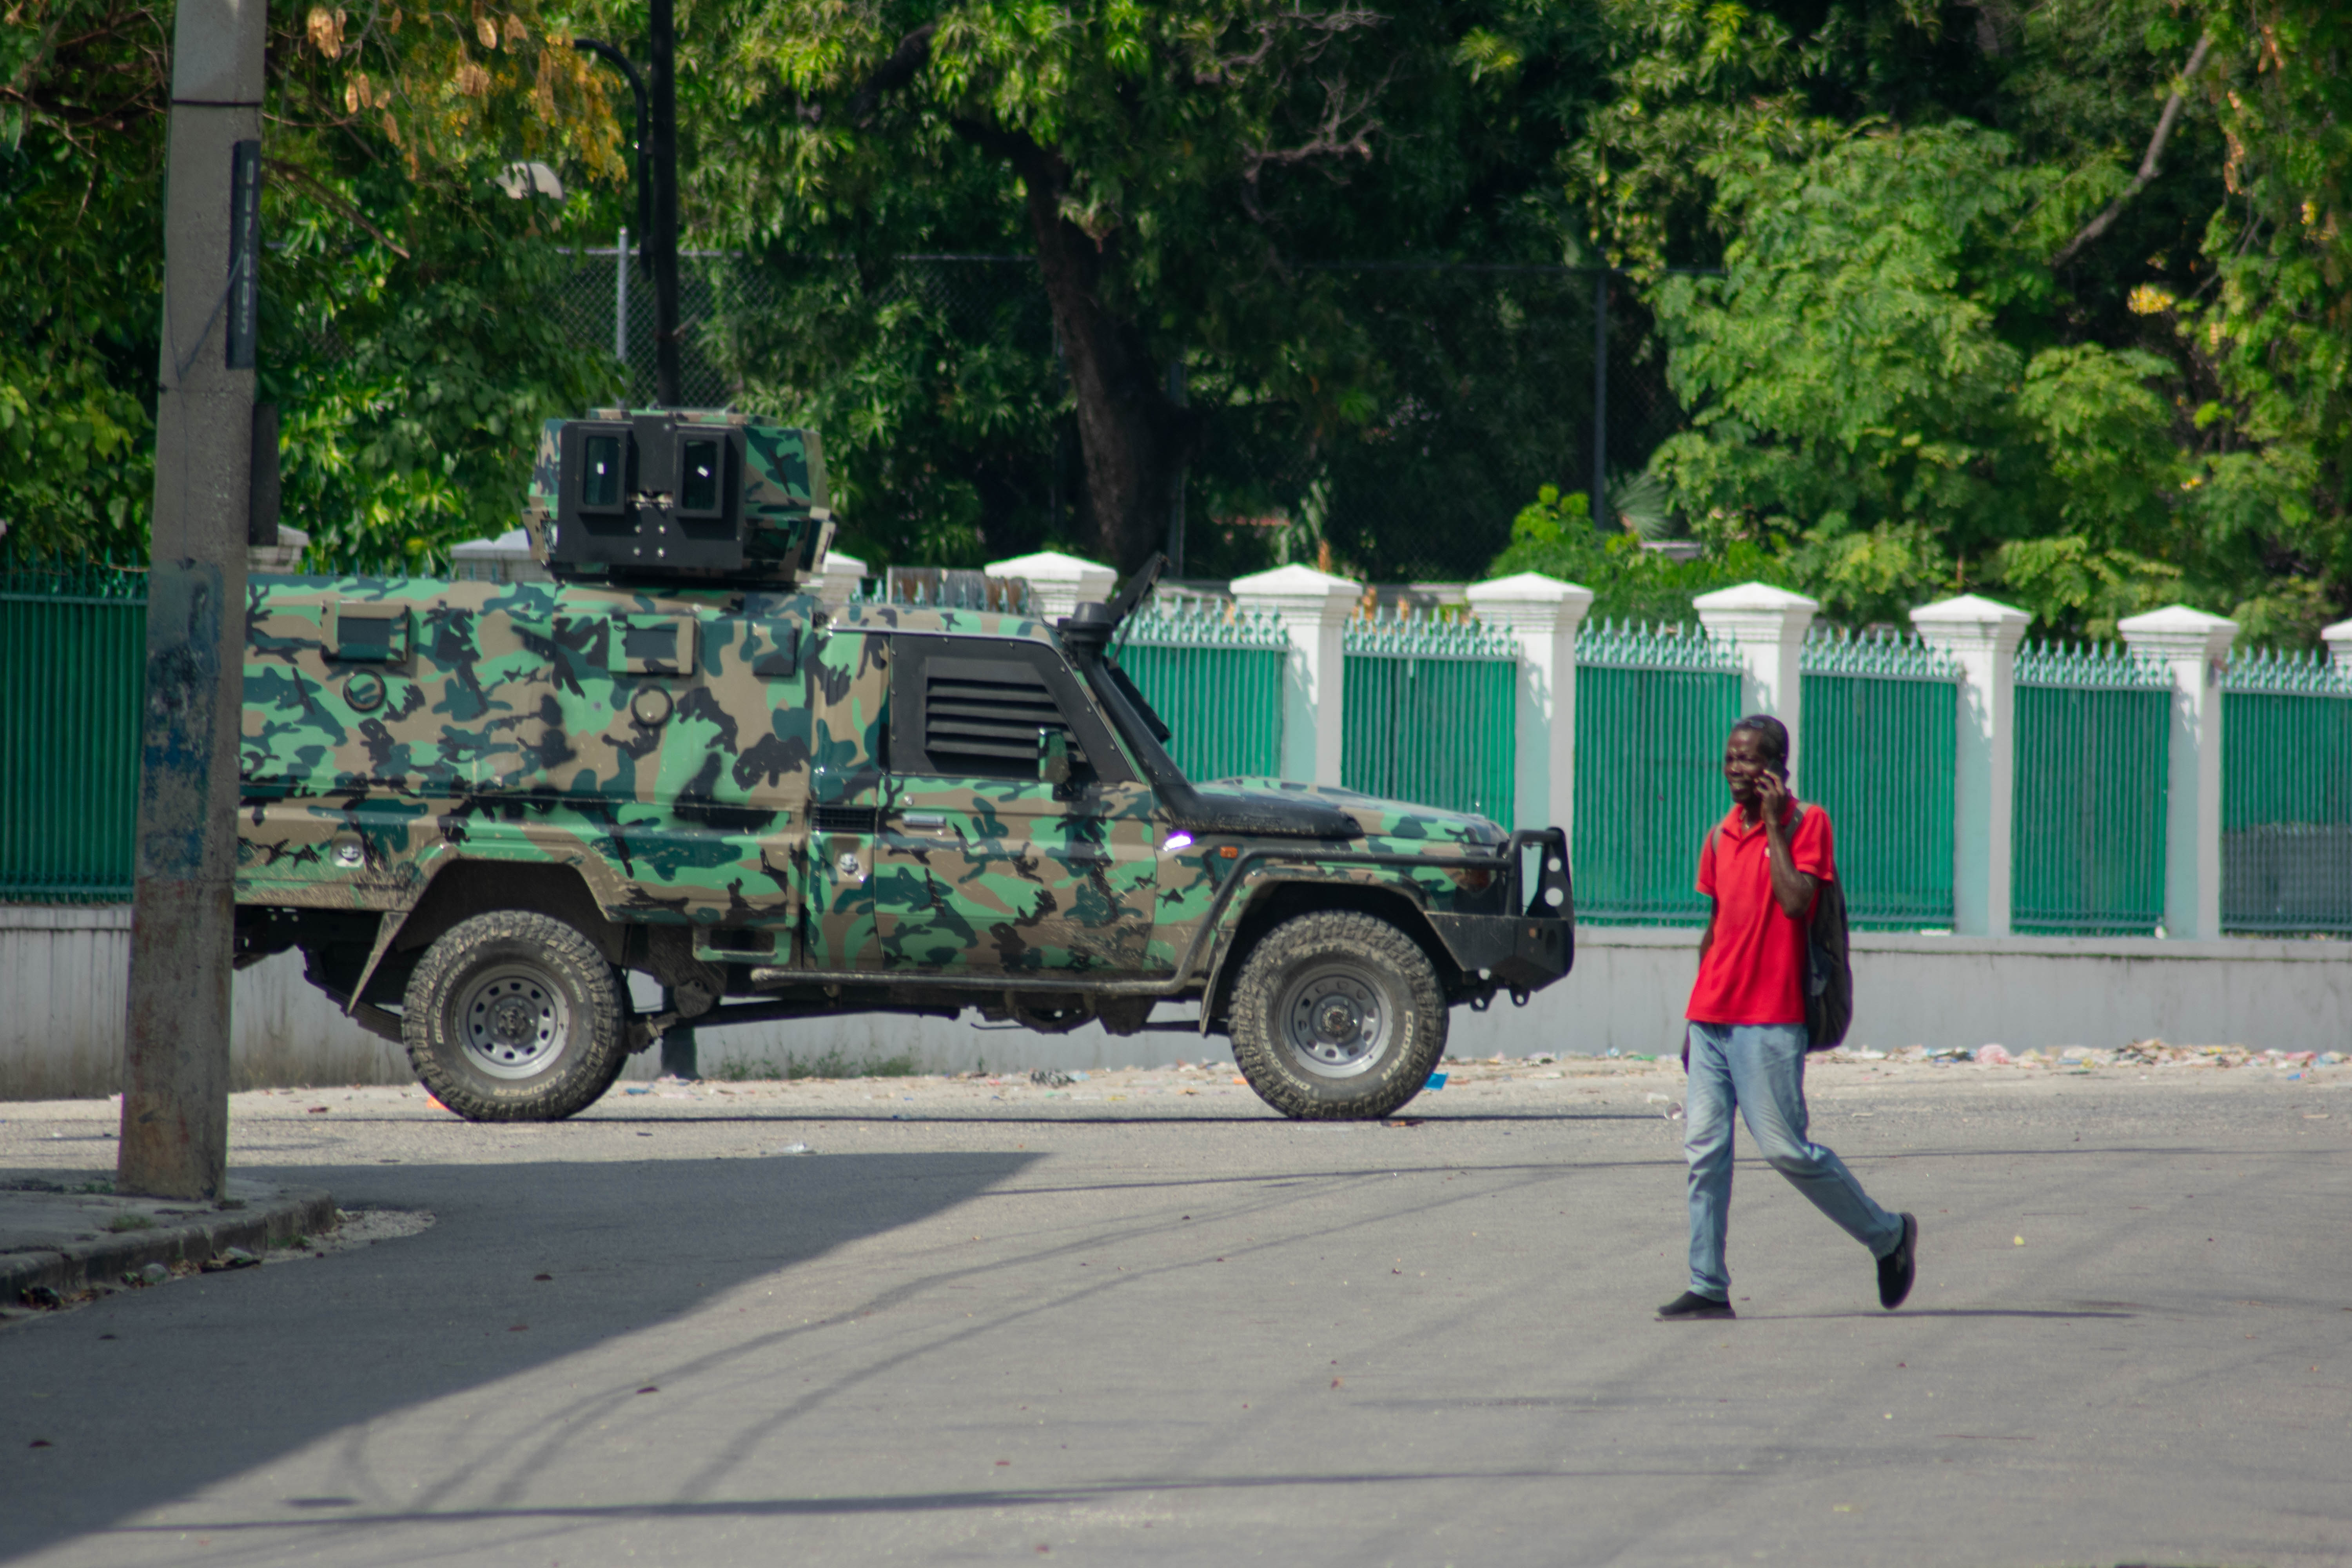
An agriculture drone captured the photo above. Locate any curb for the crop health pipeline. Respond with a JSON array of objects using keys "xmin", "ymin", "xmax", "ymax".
[{"xmin": 2, "ymin": 1185, "xmax": 338, "ymax": 1304}]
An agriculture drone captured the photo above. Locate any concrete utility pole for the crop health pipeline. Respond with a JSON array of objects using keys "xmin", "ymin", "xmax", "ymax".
[{"xmin": 118, "ymin": 0, "xmax": 265, "ymax": 1200}]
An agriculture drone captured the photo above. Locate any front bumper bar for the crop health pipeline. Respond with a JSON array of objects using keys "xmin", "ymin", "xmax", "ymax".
[{"xmin": 1424, "ymin": 826, "xmax": 1574, "ymax": 996}]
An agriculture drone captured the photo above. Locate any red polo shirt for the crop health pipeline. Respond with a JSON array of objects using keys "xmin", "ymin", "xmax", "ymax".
[{"xmin": 1686, "ymin": 801, "xmax": 1835, "ymax": 1026}]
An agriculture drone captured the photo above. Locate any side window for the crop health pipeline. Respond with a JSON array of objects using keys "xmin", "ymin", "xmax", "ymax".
[
  {"xmin": 890, "ymin": 637, "xmax": 1131, "ymax": 784},
  {"xmin": 921, "ymin": 655, "xmax": 1075, "ymax": 778}
]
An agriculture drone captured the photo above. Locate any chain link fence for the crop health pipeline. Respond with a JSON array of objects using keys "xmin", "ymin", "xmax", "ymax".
[{"xmin": 549, "ymin": 248, "xmax": 1686, "ymax": 584}]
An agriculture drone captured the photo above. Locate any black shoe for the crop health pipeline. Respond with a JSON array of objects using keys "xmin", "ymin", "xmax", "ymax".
[
  {"xmin": 1878, "ymin": 1213, "xmax": 1918, "ymax": 1310},
  {"xmin": 1657, "ymin": 1290, "xmax": 1735, "ymax": 1320}
]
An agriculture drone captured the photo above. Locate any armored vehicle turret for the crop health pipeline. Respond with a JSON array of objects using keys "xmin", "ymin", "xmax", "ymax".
[
  {"xmin": 521, "ymin": 408, "xmax": 835, "ymax": 586},
  {"xmin": 235, "ymin": 413, "xmax": 1573, "ymax": 1123}
]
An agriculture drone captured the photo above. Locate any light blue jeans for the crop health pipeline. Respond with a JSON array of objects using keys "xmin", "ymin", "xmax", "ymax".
[{"xmin": 1683, "ymin": 1021, "xmax": 1904, "ymax": 1300}]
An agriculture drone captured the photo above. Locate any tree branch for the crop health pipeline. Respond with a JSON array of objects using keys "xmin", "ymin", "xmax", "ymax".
[
  {"xmin": 2051, "ymin": 33, "xmax": 2213, "ymax": 269},
  {"xmin": 1238, "ymin": 65, "xmax": 1386, "ymax": 220},
  {"xmin": 1192, "ymin": 3, "xmax": 1381, "ymax": 88},
  {"xmin": 848, "ymin": 22, "xmax": 937, "ymax": 126},
  {"xmin": 263, "ymin": 157, "xmax": 411, "ymax": 258}
]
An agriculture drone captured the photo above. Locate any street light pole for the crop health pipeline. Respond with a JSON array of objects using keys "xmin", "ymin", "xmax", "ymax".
[
  {"xmin": 1591, "ymin": 267, "xmax": 1610, "ymax": 535},
  {"xmin": 574, "ymin": 18, "xmax": 677, "ymax": 408},
  {"xmin": 647, "ymin": 0, "xmax": 681, "ymax": 407},
  {"xmin": 119, "ymin": 0, "xmax": 266, "ymax": 1200}
]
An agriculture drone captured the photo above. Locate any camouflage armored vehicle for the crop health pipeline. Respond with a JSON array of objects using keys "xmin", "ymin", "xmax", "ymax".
[{"xmin": 234, "ymin": 408, "xmax": 1574, "ymax": 1122}]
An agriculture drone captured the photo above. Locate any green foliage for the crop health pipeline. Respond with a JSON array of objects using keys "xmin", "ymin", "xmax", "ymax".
[
  {"xmin": 0, "ymin": 0, "xmax": 626, "ymax": 568},
  {"xmin": 3, "ymin": 0, "xmax": 2344, "ymax": 633},
  {"xmin": 0, "ymin": 4, "xmax": 169, "ymax": 563},
  {"xmin": 1487, "ymin": 484, "xmax": 1791, "ymax": 626},
  {"xmin": 1527, "ymin": 0, "xmax": 2345, "ymax": 643},
  {"xmin": 1639, "ymin": 119, "xmax": 2294, "ymax": 637},
  {"xmin": 262, "ymin": 179, "xmax": 619, "ymax": 573},
  {"xmin": 717, "ymin": 260, "xmax": 1067, "ymax": 571},
  {"xmin": 2168, "ymin": 0, "xmax": 2352, "ymax": 632}
]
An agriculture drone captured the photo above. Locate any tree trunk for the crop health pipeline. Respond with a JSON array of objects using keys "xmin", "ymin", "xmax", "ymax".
[{"xmin": 1007, "ymin": 142, "xmax": 1191, "ymax": 573}]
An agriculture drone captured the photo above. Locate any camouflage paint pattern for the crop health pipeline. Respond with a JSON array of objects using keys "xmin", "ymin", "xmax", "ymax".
[{"xmin": 239, "ymin": 574, "xmax": 1520, "ymax": 991}]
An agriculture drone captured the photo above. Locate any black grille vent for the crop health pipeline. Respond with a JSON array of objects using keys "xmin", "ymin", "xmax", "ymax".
[
  {"xmin": 924, "ymin": 658, "xmax": 1068, "ymax": 777},
  {"xmin": 809, "ymin": 805, "xmax": 880, "ymax": 835}
]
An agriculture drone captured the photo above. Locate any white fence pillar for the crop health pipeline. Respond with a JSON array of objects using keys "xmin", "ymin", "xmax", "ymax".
[
  {"xmin": 982, "ymin": 549, "xmax": 1117, "ymax": 622},
  {"xmin": 1692, "ymin": 582, "xmax": 1819, "ymax": 787},
  {"xmin": 2119, "ymin": 605, "xmax": 2240, "ymax": 940},
  {"xmin": 1230, "ymin": 564, "xmax": 1361, "ymax": 786},
  {"xmin": 1465, "ymin": 571, "xmax": 1594, "ymax": 836},
  {"xmin": 2323, "ymin": 616, "xmax": 2352, "ymax": 675},
  {"xmin": 812, "ymin": 547, "xmax": 869, "ymax": 610},
  {"xmin": 1910, "ymin": 594, "xmax": 2031, "ymax": 936}
]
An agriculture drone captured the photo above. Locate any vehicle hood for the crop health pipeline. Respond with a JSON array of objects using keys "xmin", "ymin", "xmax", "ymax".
[{"xmin": 1195, "ymin": 778, "xmax": 1505, "ymax": 848}]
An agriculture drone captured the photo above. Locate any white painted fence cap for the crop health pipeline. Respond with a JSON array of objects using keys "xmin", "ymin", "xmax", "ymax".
[
  {"xmin": 817, "ymin": 547, "xmax": 868, "ymax": 577},
  {"xmin": 1465, "ymin": 571, "xmax": 1595, "ymax": 604},
  {"xmin": 450, "ymin": 528, "xmax": 532, "ymax": 557},
  {"xmin": 1229, "ymin": 563, "xmax": 1363, "ymax": 597},
  {"xmin": 1908, "ymin": 592, "xmax": 2031, "ymax": 628},
  {"xmin": 1690, "ymin": 580, "xmax": 1819, "ymax": 613},
  {"xmin": 983, "ymin": 549, "xmax": 1116, "ymax": 583},
  {"xmin": 2323, "ymin": 617, "xmax": 2352, "ymax": 643},
  {"xmin": 2116, "ymin": 603, "xmax": 2240, "ymax": 636}
]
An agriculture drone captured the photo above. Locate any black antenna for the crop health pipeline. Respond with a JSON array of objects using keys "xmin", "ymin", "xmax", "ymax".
[{"xmin": 1099, "ymin": 552, "xmax": 1166, "ymax": 637}]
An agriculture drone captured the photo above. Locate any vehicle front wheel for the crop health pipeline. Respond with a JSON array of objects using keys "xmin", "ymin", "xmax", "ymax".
[
  {"xmin": 402, "ymin": 911, "xmax": 628, "ymax": 1122},
  {"xmin": 1229, "ymin": 911, "xmax": 1448, "ymax": 1120}
]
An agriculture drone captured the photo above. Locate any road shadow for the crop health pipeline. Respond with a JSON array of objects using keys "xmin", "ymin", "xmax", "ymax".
[
  {"xmin": 94, "ymin": 1468, "xmax": 1710, "ymax": 1535},
  {"xmin": 0, "ymin": 1149, "xmax": 1035, "ymax": 1563}
]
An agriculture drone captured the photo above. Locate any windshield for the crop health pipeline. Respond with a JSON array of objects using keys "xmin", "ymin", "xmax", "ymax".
[
  {"xmin": 1103, "ymin": 652, "xmax": 1173, "ymax": 743},
  {"xmin": 1082, "ymin": 650, "xmax": 1192, "ymax": 791}
]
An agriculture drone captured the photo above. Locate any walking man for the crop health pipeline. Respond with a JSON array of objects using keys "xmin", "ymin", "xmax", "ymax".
[{"xmin": 1657, "ymin": 715, "xmax": 1917, "ymax": 1321}]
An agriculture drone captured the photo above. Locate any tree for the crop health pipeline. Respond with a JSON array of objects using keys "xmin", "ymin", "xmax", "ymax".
[
  {"xmin": 2151, "ymin": 0, "xmax": 2352, "ymax": 632},
  {"xmin": 699, "ymin": 0, "xmax": 1481, "ymax": 573},
  {"xmin": 1644, "ymin": 122, "xmax": 2201, "ymax": 632},
  {"xmin": 1504, "ymin": 0, "xmax": 2346, "ymax": 643}
]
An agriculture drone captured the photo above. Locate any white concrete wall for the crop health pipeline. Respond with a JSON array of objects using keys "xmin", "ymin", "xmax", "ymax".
[
  {"xmin": 9, "ymin": 906, "xmax": 2349, "ymax": 1098},
  {"xmin": 1, "ymin": 904, "xmax": 408, "ymax": 1098},
  {"xmin": 1461, "ymin": 929, "xmax": 2352, "ymax": 1059}
]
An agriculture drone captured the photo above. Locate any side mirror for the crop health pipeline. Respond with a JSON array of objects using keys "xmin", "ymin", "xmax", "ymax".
[{"xmin": 1038, "ymin": 727, "xmax": 1073, "ymax": 788}]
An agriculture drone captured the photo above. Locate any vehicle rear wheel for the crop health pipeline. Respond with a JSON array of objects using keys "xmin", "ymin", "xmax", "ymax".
[
  {"xmin": 402, "ymin": 911, "xmax": 628, "ymax": 1122},
  {"xmin": 1229, "ymin": 911, "xmax": 1447, "ymax": 1120}
]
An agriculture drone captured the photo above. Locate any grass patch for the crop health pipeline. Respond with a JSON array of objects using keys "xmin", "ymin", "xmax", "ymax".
[
  {"xmin": 106, "ymin": 1212, "xmax": 157, "ymax": 1233},
  {"xmin": 708, "ymin": 1050, "xmax": 924, "ymax": 1082}
]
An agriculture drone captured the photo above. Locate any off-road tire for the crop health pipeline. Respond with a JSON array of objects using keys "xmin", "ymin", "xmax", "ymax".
[
  {"xmin": 1229, "ymin": 911, "xmax": 1448, "ymax": 1120},
  {"xmin": 402, "ymin": 911, "xmax": 628, "ymax": 1122}
]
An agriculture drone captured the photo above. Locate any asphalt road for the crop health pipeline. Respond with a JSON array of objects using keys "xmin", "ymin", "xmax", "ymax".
[{"xmin": 2, "ymin": 1056, "xmax": 2348, "ymax": 1568}]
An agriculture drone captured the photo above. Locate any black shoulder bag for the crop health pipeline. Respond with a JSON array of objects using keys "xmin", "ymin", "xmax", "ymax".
[{"xmin": 1804, "ymin": 862, "xmax": 1853, "ymax": 1052}]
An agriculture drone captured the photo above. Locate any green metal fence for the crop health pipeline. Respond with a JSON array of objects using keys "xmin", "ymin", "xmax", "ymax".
[
  {"xmin": 2011, "ymin": 641, "xmax": 2171, "ymax": 935},
  {"xmin": 1572, "ymin": 621, "xmax": 1744, "ymax": 925},
  {"xmin": 1113, "ymin": 596, "xmax": 1288, "ymax": 783},
  {"xmin": 1799, "ymin": 630, "xmax": 1960, "ymax": 929},
  {"xmin": 1341, "ymin": 610, "xmax": 1518, "ymax": 827},
  {"xmin": 2221, "ymin": 648, "xmax": 2352, "ymax": 933},
  {"xmin": 1, "ymin": 564, "xmax": 148, "ymax": 902}
]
